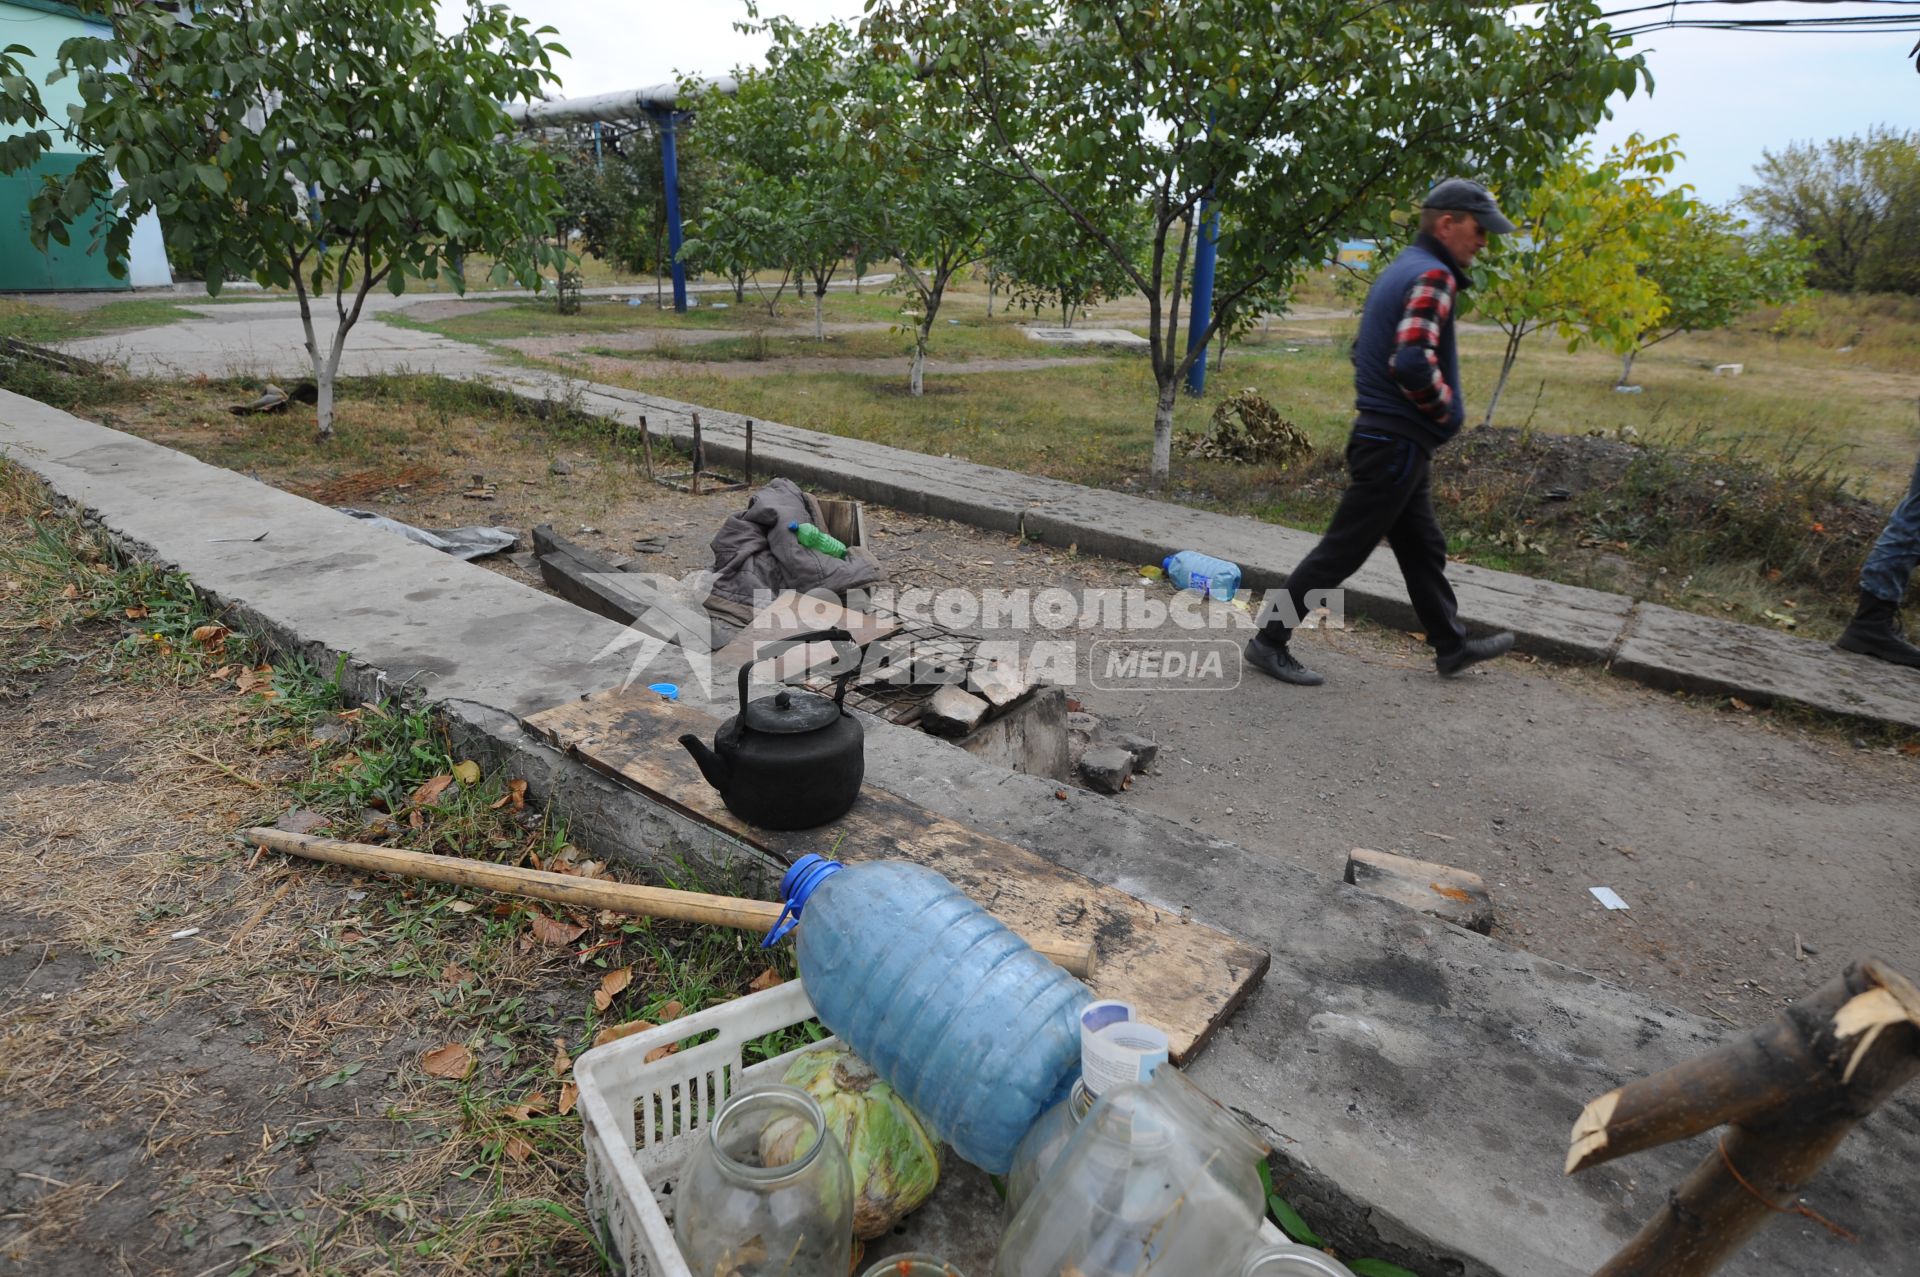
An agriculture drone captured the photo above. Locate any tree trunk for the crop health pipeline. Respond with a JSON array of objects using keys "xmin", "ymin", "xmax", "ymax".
[
  {"xmin": 813, "ymin": 290, "xmax": 825, "ymax": 341},
  {"xmin": 909, "ymin": 335, "xmax": 927, "ymax": 397},
  {"xmin": 1483, "ymin": 331, "xmax": 1523, "ymax": 427},
  {"xmin": 1572, "ymin": 959, "xmax": 1920, "ymax": 1277},
  {"xmin": 1150, "ymin": 374, "xmax": 1177, "ymax": 482},
  {"xmin": 1618, "ymin": 349, "xmax": 1637, "ymax": 387},
  {"xmin": 734, "ymin": 274, "xmax": 746, "ymax": 304},
  {"xmin": 316, "ymin": 319, "xmax": 353, "ymax": 440},
  {"xmin": 986, "ymin": 280, "xmax": 994, "ymax": 318}
]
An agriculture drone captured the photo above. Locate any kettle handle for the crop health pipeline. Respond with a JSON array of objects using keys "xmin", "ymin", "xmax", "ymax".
[{"xmin": 737, "ymin": 627, "xmax": 859, "ymax": 720}]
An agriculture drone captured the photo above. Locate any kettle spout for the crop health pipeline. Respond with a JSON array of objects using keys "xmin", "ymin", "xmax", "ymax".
[{"xmin": 679, "ymin": 733, "xmax": 730, "ymax": 792}]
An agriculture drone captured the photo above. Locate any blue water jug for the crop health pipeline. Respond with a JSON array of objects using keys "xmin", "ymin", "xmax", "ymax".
[
  {"xmin": 765, "ymin": 856, "xmax": 1092, "ymax": 1173},
  {"xmin": 1163, "ymin": 551, "xmax": 1241, "ymax": 601}
]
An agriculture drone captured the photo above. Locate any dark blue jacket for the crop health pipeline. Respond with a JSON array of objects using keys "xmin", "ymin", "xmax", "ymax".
[{"xmin": 1351, "ymin": 233, "xmax": 1469, "ymax": 451}]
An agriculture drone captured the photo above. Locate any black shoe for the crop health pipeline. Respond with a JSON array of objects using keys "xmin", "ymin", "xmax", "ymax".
[
  {"xmin": 1244, "ymin": 636, "xmax": 1326, "ymax": 686},
  {"xmin": 1436, "ymin": 631, "xmax": 1515, "ymax": 677},
  {"xmin": 1836, "ymin": 591, "xmax": 1920, "ymax": 669}
]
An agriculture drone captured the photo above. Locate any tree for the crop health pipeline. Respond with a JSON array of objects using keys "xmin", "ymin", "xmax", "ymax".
[
  {"xmin": 1742, "ymin": 128, "xmax": 1920, "ymax": 295},
  {"xmin": 22, "ymin": 0, "xmax": 566, "ymax": 438},
  {"xmin": 1471, "ymin": 134, "xmax": 1682, "ymax": 425},
  {"xmin": 1618, "ymin": 204, "xmax": 1811, "ymax": 386},
  {"xmin": 866, "ymin": 0, "xmax": 1645, "ymax": 480},
  {"xmin": 550, "ymin": 137, "xmax": 659, "ymax": 283},
  {"xmin": 997, "ymin": 198, "xmax": 1143, "ymax": 328},
  {"xmin": 684, "ymin": 19, "xmax": 874, "ymax": 340}
]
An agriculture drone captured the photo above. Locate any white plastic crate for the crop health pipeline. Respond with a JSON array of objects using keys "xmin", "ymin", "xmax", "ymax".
[
  {"xmin": 574, "ymin": 979, "xmax": 1287, "ymax": 1275},
  {"xmin": 574, "ymin": 979, "xmax": 832, "ymax": 1277}
]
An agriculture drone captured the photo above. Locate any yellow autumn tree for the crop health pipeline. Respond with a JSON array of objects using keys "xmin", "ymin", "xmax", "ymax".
[{"xmin": 1471, "ymin": 133, "xmax": 1686, "ymax": 426}]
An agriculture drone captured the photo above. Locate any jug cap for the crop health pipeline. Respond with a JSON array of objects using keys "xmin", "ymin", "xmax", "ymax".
[{"xmin": 763, "ymin": 854, "xmax": 844, "ymax": 946}]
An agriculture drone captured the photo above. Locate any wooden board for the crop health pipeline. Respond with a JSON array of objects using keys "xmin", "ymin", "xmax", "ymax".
[
  {"xmin": 523, "ymin": 693, "xmax": 1269, "ymax": 1063},
  {"xmin": 707, "ymin": 589, "xmax": 901, "ymax": 682}
]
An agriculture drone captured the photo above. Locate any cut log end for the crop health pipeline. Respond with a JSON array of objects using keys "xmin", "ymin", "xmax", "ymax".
[{"xmin": 1566, "ymin": 1088, "xmax": 1620, "ymax": 1175}]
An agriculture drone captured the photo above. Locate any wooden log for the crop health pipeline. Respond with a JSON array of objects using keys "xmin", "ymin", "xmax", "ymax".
[
  {"xmin": 691, "ymin": 410, "xmax": 704, "ymax": 494},
  {"xmin": 639, "ymin": 413, "xmax": 655, "ymax": 479},
  {"xmin": 244, "ymin": 827, "xmax": 1096, "ymax": 978},
  {"xmin": 532, "ymin": 524, "xmax": 645, "ymax": 626},
  {"xmin": 1570, "ymin": 959, "xmax": 1920, "ymax": 1277},
  {"xmin": 744, "ymin": 418, "xmax": 755, "ymax": 488}
]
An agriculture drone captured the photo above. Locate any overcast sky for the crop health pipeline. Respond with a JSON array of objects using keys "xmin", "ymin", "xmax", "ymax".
[{"xmin": 468, "ymin": 2, "xmax": 1915, "ymax": 209}]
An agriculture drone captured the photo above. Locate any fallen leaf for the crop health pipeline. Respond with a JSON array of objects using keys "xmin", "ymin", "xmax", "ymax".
[
  {"xmin": 503, "ymin": 1134, "xmax": 534, "ymax": 1164},
  {"xmin": 1900, "ymin": 742, "xmax": 1920, "ymax": 757},
  {"xmin": 191, "ymin": 623, "xmax": 230, "ymax": 649},
  {"xmin": 1729, "ymin": 698, "xmax": 1753, "ymax": 713},
  {"xmin": 552, "ymin": 1038, "xmax": 572, "ymax": 1077},
  {"xmin": 124, "ymin": 604, "xmax": 149, "ymax": 619},
  {"xmin": 275, "ymin": 807, "xmax": 329, "ymax": 835},
  {"xmin": 452, "ymin": 760, "xmax": 482, "ymax": 786},
  {"xmin": 644, "ymin": 1042, "xmax": 681, "ymax": 1064},
  {"xmin": 660, "ymin": 1000, "xmax": 684, "ymax": 1023},
  {"xmin": 1430, "ymin": 884, "xmax": 1473, "ymax": 904},
  {"xmin": 234, "ymin": 665, "xmax": 276, "ymax": 696},
  {"xmin": 445, "ymin": 900, "xmax": 476, "ymax": 915},
  {"xmin": 407, "ymin": 808, "xmax": 424, "ymax": 831},
  {"xmin": 61, "ymin": 583, "xmax": 80, "ymax": 600},
  {"xmin": 748, "ymin": 968, "xmax": 784, "ymax": 992},
  {"xmin": 558, "ymin": 1082, "xmax": 578, "ymax": 1115},
  {"xmin": 527, "ymin": 911, "xmax": 587, "ymax": 947},
  {"xmin": 410, "ymin": 775, "xmax": 454, "ymax": 806},
  {"xmin": 440, "ymin": 963, "xmax": 475, "ymax": 985},
  {"xmin": 490, "ymin": 779, "xmax": 528, "ymax": 810},
  {"xmin": 209, "ymin": 664, "xmax": 238, "ymax": 680},
  {"xmin": 593, "ymin": 966, "xmax": 632, "ymax": 1012},
  {"xmin": 422, "ymin": 1043, "xmax": 473, "ymax": 1079},
  {"xmin": 593, "ymin": 1019, "xmax": 655, "ymax": 1048}
]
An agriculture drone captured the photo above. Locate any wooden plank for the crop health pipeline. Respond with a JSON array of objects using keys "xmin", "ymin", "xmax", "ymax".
[{"xmin": 523, "ymin": 692, "xmax": 1269, "ymax": 1063}]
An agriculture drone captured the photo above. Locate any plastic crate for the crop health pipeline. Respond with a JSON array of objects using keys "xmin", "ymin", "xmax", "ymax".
[
  {"xmin": 575, "ymin": 979, "xmax": 1287, "ymax": 1275},
  {"xmin": 575, "ymin": 979, "xmax": 831, "ymax": 1277}
]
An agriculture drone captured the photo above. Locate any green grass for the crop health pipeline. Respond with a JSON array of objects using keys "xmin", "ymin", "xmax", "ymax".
[{"xmin": 0, "ymin": 295, "xmax": 199, "ymax": 343}]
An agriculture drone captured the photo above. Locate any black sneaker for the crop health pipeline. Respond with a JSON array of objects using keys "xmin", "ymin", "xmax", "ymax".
[
  {"xmin": 1244, "ymin": 636, "xmax": 1326, "ymax": 686},
  {"xmin": 1436, "ymin": 631, "xmax": 1515, "ymax": 677}
]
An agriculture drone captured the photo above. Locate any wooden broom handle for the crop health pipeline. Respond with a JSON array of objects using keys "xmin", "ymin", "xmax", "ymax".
[{"xmin": 244, "ymin": 827, "xmax": 1097, "ymax": 978}]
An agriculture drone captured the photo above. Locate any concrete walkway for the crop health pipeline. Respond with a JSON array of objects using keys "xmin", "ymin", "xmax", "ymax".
[
  {"xmin": 49, "ymin": 306, "xmax": 1920, "ymax": 732},
  {"xmin": 4, "ymin": 387, "xmax": 1911, "ymax": 1277}
]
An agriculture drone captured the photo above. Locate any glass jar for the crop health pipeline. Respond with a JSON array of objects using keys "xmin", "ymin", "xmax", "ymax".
[
  {"xmin": 860, "ymin": 1254, "xmax": 966, "ymax": 1277},
  {"xmin": 1004, "ymin": 1077, "xmax": 1095, "ymax": 1219},
  {"xmin": 993, "ymin": 1066, "xmax": 1271, "ymax": 1276},
  {"xmin": 1241, "ymin": 1243, "xmax": 1358, "ymax": 1276},
  {"xmin": 672, "ymin": 1083, "xmax": 854, "ymax": 1277}
]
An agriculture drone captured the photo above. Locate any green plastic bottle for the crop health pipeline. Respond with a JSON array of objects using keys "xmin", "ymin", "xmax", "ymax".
[{"xmin": 790, "ymin": 520, "xmax": 849, "ymax": 560}]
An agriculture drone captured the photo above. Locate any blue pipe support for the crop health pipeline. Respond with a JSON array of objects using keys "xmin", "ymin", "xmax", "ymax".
[
  {"xmin": 651, "ymin": 108, "xmax": 689, "ymax": 313},
  {"xmin": 1184, "ymin": 200, "xmax": 1219, "ymax": 396}
]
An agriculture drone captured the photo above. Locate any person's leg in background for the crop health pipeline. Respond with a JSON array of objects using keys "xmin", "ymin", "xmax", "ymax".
[{"xmin": 1837, "ymin": 451, "xmax": 1920, "ymax": 669}]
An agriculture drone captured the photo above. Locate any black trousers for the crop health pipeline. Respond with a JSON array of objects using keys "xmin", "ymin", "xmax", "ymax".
[{"xmin": 1260, "ymin": 431, "xmax": 1468, "ymax": 654}]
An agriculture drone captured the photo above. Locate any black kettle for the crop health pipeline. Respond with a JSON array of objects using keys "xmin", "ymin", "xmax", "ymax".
[{"xmin": 679, "ymin": 629, "xmax": 865, "ymax": 830}]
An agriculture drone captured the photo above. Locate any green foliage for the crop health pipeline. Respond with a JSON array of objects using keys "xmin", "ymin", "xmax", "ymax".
[
  {"xmin": 0, "ymin": 41, "xmax": 57, "ymax": 175},
  {"xmin": 1623, "ymin": 202, "xmax": 1811, "ymax": 381},
  {"xmin": 866, "ymin": 0, "xmax": 1646, "ymax": 476},
  {"xmin": 995, "ymin": 195, "xmax": 1143, "ymax": 328},
  {"xmin": 1472, "ymin": 133, "xmax": 1686, "ymax": 423},
  {"xmin": 1742, "ymin": 127, "xmax": 1920, "ymax": 295},
  {"xmin": 23, "ymin": 0, "xmax": 568, "ymax": 436}
]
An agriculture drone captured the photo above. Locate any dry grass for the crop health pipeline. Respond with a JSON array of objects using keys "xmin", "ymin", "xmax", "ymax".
[{"xmin": 0, "ymin": 461, "xmax": 797, "ymax": 1276}]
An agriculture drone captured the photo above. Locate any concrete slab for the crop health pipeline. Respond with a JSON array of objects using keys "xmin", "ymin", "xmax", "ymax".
[
  {"xmin": 6, "ymin": 389, "xmax": 1916, "ymax": 1276},
  {"xmin": 1021, "ymin": 325, "xmax": 1149, "ymax": 347},
  {"xmin": 1613, "ymin": 602, "xmax": 1920, "ymax": 731}
]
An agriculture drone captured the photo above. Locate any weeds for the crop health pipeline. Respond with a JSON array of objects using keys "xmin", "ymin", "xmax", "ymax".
[{"xmin": 1, "ymin": 460, "xmax": 802, "ymax": 1274}]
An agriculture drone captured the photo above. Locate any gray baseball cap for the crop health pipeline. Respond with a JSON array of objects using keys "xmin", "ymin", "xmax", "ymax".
[{"xmin": 1422, "ymin": 178, "xmax": 1515, "ymax": 234}]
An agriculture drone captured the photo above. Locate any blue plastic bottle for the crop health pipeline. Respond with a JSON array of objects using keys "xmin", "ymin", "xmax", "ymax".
[
  {"xmin": 765, "ymin": 856, "xmax": 1091, "ymax": 1174},
  {"xmin": 1162, "ymin": 550, "xmax": 1242, "ymax": 601}
]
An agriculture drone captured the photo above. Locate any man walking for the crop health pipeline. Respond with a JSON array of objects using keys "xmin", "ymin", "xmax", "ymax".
[
  {"xmin": 1246, "ymin": 179, "xmax": 1517, "ymax": 686},
  {"xmin": 1834, "ymin": 449, "xmax": 1920, "ymax": 668}
]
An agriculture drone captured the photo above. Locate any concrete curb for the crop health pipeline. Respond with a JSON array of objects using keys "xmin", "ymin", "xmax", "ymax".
[
  {"xmin": 5, "ymin": 389, "xmax": 1914, "ymax": 1276},
  {"xmin": 481, "ymin": 371, "xmax": 1920, "ymax": 732}
]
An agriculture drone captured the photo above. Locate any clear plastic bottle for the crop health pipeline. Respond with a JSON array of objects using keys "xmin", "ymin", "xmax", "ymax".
[
  {"xmin": 1240, "ymin": 1244, "xmax": 1358, "ymax": 1276},
  {"xmin": 767, "ymin": 855, "xmax": 1092, "ymax": 1174},
  {"xmin": 1162, "ymin": 550, "xmax": 1242, "ymax": 601},
  {"xmin": 993, "ymin": 1065, "xmax": 1271, "ymax": 1276}
]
